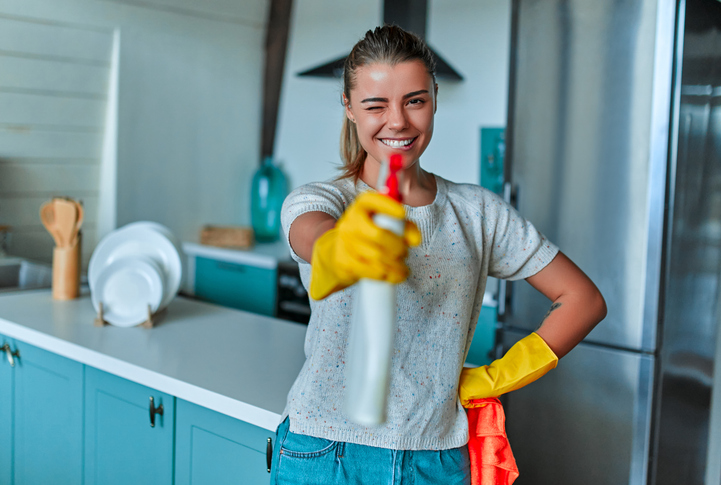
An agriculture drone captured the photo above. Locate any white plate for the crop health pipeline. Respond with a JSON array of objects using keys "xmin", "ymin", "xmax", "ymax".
[
  {"xmin": 121, "ymin": 221, "xmax": 181, "ymax": 250},
  {"xmin": 118, "ymin": 221, "xmax": 185, "ymax": 283},
  {"xmin": 89, "ymin": 223, "xmax": 183, "ymax": 310},
  {"xmin": 91, "ymin": 257, "xmax": 165, "ymax": 327}
]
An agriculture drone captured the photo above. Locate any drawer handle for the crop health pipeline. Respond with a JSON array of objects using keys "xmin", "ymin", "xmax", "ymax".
[
  {"xmin": 149, "ymin": 396, "xmax": 164, "ymax": 427},
  {"xmin": 1, "ymin": 343, "xmax": 19, "ymax": 367},
  {"xmin": 266, "ymin": 437, "xmax": 272, "ymax": 473}
]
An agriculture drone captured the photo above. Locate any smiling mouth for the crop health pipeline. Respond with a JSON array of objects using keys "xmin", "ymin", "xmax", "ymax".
[{"xmin": 380, "ymin": 137, "xmax": 417, "ymax": 148}]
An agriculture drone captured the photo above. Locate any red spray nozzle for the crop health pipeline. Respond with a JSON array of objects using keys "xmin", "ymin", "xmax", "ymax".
[{"xmin": 385, "ymin": 155, "xmax": 403, "ymax": 203}]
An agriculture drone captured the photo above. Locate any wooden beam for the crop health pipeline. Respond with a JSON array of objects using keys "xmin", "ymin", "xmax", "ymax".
[{"xmin": 261, "ymin": 0, "xmax": 294, "ymax": 162}]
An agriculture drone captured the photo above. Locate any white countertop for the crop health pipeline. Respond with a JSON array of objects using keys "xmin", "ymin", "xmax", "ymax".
[
  {"xmin": 0, "ymin": 289, "xmax": 307, "ymax": 431},
  {"xmin": 182, "ymin": 241, "xmax": 291, "ymax": 270}
]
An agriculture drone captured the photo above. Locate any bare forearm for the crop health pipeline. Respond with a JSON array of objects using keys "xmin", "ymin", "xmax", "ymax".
[
  {"xmin": 534, "ymin": 289, "xmax": 606, "ymax": 358},
  {"xmin": 526, "ymin": 252, "xmax": 607, "ymax": 359},
  {"xmin": 288, "ymin": 212, "xmax": 337, "ymax": 262}
]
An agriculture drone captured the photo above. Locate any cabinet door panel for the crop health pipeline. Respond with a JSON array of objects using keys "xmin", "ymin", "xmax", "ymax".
[
  {"xmin": 14, "ymin": 341, "xmax": 83, "ymax": 485},
  {"xmin": 175, "ymin": 398, "xmax": 273, "ymax": 485},
  {"xmin": 0, "ymin": 335, "xmax": 13, "ymax": 484},
  {"xmin": 194, "ymin": 256, "xmax": 277, "ymax": 316},
  {"xmin": 84, "ymin": 367, "xmax": 174, "ymax": 485}
]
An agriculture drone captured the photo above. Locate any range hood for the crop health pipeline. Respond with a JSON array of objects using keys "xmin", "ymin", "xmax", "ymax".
[{"xmin": 298, "ymin": 0, "xmax": 463, "ymax": 81}]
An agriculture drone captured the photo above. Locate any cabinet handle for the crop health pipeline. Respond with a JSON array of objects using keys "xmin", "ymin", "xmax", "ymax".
[
  {"xmin": 149, "ymin": 396, "xmax": 164, "ymax": 427},
  {"xmin": 1, "ymin": 343, "xmax": 19, "ymax": 367},
  {"xmin": 266, "ymin": 437, "xmax": 273, "ymax": 473}
]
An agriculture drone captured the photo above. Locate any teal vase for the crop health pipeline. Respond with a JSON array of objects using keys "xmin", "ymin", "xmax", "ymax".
[{"xmin": 251, "ymin": 157, "xmax": 288, "ymax": 242}]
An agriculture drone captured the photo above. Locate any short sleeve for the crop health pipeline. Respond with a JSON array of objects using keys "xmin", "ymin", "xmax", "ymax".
[
  {"xmin": 280, "ymin": 181, "xmax": 350, "ymax": 264},
  {"xmin": 487, "ymin": 197, "xmax": 559, "ymax": 280}
]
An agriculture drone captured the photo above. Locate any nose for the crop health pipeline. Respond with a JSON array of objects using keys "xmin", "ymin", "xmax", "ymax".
[{"xmin": 387, "ymin": 105, "xmax": 409, "ymax": 131}]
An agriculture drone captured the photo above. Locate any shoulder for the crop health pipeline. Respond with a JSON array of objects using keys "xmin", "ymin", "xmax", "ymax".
[
  {"xmin": 437, "ymin": 176, "xmax": 508, "ymax": 215},
  {"xmin": 282, "ymin": 178, "xmax": 360, "ymax": 219}
]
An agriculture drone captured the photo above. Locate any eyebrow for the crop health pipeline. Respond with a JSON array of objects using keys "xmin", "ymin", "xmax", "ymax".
[{"xmin": 360, "ymin": 90, "xmax": 430, "ymax": 104}]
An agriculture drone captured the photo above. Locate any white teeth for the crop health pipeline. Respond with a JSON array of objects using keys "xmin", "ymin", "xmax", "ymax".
[{"xmin": 381, "ymin": 138, "xmax": 414, "ymax": 148}]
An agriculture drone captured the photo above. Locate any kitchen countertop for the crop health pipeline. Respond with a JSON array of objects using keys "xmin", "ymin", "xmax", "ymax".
[
  {"xmin": 0, "ymin": 289, "xmax": 307, "ymax": 431},
  {"xmin": 182, "ymin": 241, "xmax": 292, "ymax": 269}
]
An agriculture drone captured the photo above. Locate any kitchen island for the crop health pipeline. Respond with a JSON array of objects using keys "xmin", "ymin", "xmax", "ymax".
[{"xmin": 0, "ymin": 289, "xmax": 307, "ymax": 484}]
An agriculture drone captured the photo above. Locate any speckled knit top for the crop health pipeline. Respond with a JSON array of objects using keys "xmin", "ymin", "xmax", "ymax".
[{"xmin": 280, "ymin": 174, "xmax": 558, "ymax": 451}]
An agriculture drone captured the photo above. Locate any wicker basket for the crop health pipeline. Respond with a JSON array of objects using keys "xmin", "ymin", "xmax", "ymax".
[{"xmin": 199, "ymin": 225, "xmax": 254, "ymax": 249}]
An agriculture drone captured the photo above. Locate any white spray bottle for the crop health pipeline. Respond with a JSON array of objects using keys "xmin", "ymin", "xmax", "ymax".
[{"xmin": 344, "ymin": 154, "xmax": 405, "ymax": 426}]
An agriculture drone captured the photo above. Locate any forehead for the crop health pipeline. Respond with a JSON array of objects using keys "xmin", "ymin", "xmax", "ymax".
[{"xmin": 350, "ymin": 60, "xmax": 433, "ymax": 97}]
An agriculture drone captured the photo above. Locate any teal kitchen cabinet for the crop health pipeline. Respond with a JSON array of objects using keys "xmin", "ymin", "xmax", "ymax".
[
  {"xmin": 183, "ymin": 242, "xmax": 293, "ymax": 318},
  {"xmin": 194, "ymin": 257, "xmax": 276, "ymax": 316},
  {"xmin": 0, "ymin": 338, "xmax": 84, "ymax": 485},
  {"xmin": 466, "ymin": 304, "xmax": 498, "ymax": 366},
  {"xmin": 84, "ymin": 366, "xmax": 174, "ymax": 485},
  {"xmin": 0, "ymin": 334, "xmax": 13, "ymax": 482},
  {"xmin": 175, "ymin": 399, "xmax": 273, "ymax": 485}
]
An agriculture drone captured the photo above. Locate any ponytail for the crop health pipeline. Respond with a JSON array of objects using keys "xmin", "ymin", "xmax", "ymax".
[{"xmin": 339, "ymin": 114, "xmax": 366, "ymax": 181}]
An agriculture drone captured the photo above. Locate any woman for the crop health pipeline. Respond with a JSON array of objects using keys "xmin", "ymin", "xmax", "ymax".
[{"xmin": 271, "ymin": 25, "xmax": 606, "ymax": 484}]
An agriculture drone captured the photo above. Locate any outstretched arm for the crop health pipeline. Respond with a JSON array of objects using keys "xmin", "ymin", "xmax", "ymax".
[{"xmin": 288, "ymin": 193, "xmax": 421, "ymax": 300}]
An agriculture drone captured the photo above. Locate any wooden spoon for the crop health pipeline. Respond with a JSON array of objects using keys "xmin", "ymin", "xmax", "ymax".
[
  {"xmin": 39, "ymin": 201, "xmax": 62, "ymax": 246},
  {"xmin": 53, "ymin": 198, "xmax": 78, "ymax": 248},
  {"xmin": 71, "ymin": 200, "xmax": 84, "ymax": 247}
]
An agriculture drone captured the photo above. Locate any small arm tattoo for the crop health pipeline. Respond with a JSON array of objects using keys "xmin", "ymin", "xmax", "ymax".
[{"xmin": 537, "ymin": 302, "xmax": 562, "ymax": 329}]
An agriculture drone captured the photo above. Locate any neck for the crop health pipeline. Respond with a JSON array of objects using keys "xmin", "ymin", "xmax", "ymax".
[{"xmin": 360, "ymin": 158, "xmax": 436, "ymax": 207}]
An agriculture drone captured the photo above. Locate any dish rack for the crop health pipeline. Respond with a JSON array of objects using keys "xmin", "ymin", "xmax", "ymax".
[{"xmin": 93, "ymin": 302, "xmax": 167, "ymax": 328}]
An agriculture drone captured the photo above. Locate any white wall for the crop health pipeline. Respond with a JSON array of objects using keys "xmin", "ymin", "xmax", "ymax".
[
  {"xmin": 0, "ymin": 0, "xmax": 267, "ymax": 265},
  {"xmin": 274, "ymin": 0, "xmax": 511, "ymax": 189}
]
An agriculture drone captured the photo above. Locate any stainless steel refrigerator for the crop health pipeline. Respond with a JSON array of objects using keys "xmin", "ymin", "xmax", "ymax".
[{"xmin": 499, "ymin": 0, "xmax": 721, "ymax": 484}]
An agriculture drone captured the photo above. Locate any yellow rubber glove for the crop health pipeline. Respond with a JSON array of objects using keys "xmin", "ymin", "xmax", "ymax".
[
  {"xmin": 459, "ymin": 332, "xmax": 558, "ymax": 408},
  {"xmin": 309, "ymin": 192, "xmax": 421, "ymax": 300}
]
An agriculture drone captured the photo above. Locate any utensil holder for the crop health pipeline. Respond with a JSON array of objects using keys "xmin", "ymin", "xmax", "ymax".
[{"xmin": 52, "ymin": 236, "xmax": 81, "ymax": 300}]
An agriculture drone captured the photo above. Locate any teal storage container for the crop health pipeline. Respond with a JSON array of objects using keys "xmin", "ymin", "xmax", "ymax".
[{"xmin": 251, "ymin": 157, "xmax": 288, "ymax": 242}]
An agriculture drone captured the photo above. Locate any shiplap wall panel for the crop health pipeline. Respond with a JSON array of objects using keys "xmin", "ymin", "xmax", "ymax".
[
  {"xmin": 0, "ymin": 14, "xmax": 111, "ymax": 265},
  {"xmin": 8, "ymin": 228, "xmax": 97, "ymax": 266},
  {"xmin": 99, "ymin": 0, "xmax": 267, "ymax": 25},
  {"xmin": 0, "ymin": 194, "xmax": 98, "ymax": 227},
  {"xmin": 0, "ymin": 93, "xmax": 106, "ymax": 127},
  {"xmin": 0, "ymin": 56, "xmax": 109, "ymax": 96},
  {"xmin": 0, "ymin": 129, "xmax": 102, "ymax": 159},
  {"xmin": 0, "ymin": 164, "xmax": 100, "ymax": 194},
  {"xmin": 0, "ymin": 16, "xmax": 112, "ymax": 64},
  {"xmin": 1, "ymin": 0, "xmax": 267, "ymax": 264}
]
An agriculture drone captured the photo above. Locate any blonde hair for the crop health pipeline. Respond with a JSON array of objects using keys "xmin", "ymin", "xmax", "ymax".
[{"xmin": 339, "ymin": 25, "xmax": 436, "ymax": 181}]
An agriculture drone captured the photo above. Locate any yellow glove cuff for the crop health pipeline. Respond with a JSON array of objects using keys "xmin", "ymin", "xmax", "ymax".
[{"xmin": 460, "ymin": 332, "xmax": 558, "ymax": 406}]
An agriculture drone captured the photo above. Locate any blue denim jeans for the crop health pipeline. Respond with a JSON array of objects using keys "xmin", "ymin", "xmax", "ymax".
[{"xmin": 270, "ymin": 418, "xmax": 471, "ymax": 485}]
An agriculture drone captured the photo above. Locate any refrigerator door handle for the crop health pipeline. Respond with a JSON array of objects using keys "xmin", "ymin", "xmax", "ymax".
[{"xmin": 497, "ymin": 182, "xmax": 517, "ymax": 320}]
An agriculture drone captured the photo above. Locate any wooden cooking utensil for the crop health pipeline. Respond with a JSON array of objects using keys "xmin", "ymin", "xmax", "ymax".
[
  {"xmin": 39, "ymin": 201, "xmax": 62, "ymax": 246},
  {"xmin": 53, "ymin": 198, "xmax": 78, "ymax": 248},
  {"xmin": 50, "ymin": 197, "xmax": 82, "ymax": 300},
  {"xmin": 70, "ymin": 200, "xmax": 84, "ymax": 247}
]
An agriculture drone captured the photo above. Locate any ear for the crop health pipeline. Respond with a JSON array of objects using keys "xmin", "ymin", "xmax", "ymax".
[
  {"xmin": 342, "ymin": 94, "xmax": 354, "ymax": 122},
  {"xmin": 434, "ymin": 83, "xmax": 439, "ymax": 114}
]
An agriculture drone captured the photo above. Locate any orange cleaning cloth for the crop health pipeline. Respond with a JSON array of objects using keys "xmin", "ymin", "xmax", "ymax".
[{"xmin": 466, "ymin": 398, "xmax": 519, "ymax": 485}]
